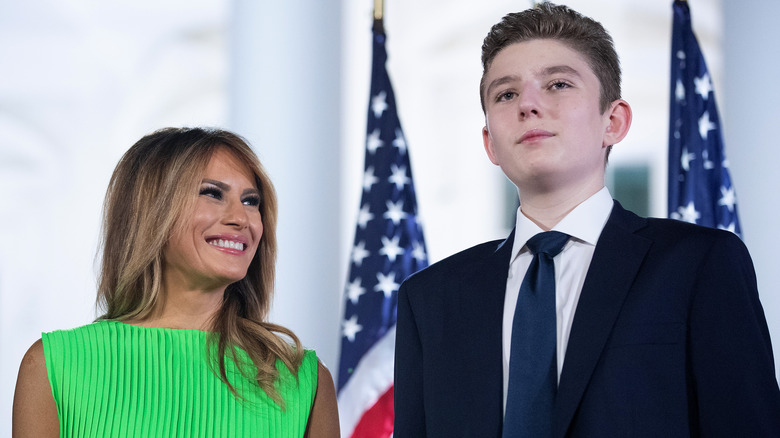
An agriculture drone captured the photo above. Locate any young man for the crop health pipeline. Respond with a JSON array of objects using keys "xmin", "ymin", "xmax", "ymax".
[{"xmin": 394, "ymin": 3, "xmax": 780, "ymax": 437}]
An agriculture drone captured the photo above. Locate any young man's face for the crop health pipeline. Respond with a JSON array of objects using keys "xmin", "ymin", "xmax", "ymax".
[{"xmin": 482, "ymin": 39, "xmax": 620, "ymax": 198}]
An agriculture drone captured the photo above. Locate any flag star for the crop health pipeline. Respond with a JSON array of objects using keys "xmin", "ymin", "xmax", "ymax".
[
  {"xmin": 718, "ymin": 186, "xmax": 737, "ymax": 211},
  {"xmin": 694, "ymin": 72, "xmax": 713, "ymax": 100},
  {"xmin": 345, "ymin": 278, "xmax": 366, "ymax": 305},
  {"xmin": 681, "ymin": 147, "xmax": 696, "ymax": 172},
  {"xmin": 342, "ymin": 314, "xmax": 363, "ymax": 342},
  {"xmin": 371, "ymin": 91, "xmax": 388, "ymax": 118},
  {"xmin": 356, "ymin": 203, "xmax": 374, "ymax": 229},
  {"xmin": 389, "ymin": 164, "xmax": 410, "ymax": 190},
  {"xmin": 393, "ymin": 128, "xmax": 407, "ymax": 154},
  {"xmin": 718, "ymin": 222, "xmax": 737, "ymax": 234},
  {"xmin": 351, "ymin": 241, "xmax": 370, "ymax": 267},
  {"xmin": 698, "ymin": 111, "xmax": 717, "ymax": 140},
  {"xmin": 363, "ymin": 166, "xmax": 379, "ymax": 192},
  {"xmin": 379, "ymin": 235, "xmax": 405, "ymax": 262},
  {"xmin": 374, "ymin": 272, "xmax": 400, "ymax": 298},
  {"xmin": 702, "ymin": 150, "xmax": 714, "ymax": 170},
  {"xmin": 412, "ymin": 241, "xmax": 427, "ymax": 263},
  {"xmin": 384, "ymin": 200, "xmax": 408, "ymax": 225},
  {"xmin": 677, "ymin": 202, "xmax": 701, "ymax": 224},
  {"xmin": 366, "ymin": 129, "xmax": 384, "ymax": 154},
  {"xmin": 675, "ymin": 79, "xmax": 685, "ymax": 102}
]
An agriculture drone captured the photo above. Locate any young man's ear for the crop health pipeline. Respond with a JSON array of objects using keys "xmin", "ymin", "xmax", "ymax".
[
  {"xmin": 602, "ymin": 99, "xmax": 632, "ymax": 147},
  {"xmin": 482, "ymin": 125, "xmax": 500, "ymax": 166}
]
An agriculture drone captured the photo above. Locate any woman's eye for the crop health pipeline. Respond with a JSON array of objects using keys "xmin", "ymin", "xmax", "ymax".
[
  {"xmin": 550, "ymin": 81, "xmax": 571, "ymax": 90},
  {"xmin": 242, "ymin": 195, "xmax": 261, "ymax": 207},
  {"xmin": 200, "ymin": 187, "xmax": 223, "ymax": 200}
]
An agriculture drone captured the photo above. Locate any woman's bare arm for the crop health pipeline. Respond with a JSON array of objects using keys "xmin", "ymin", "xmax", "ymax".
[
  {"xmin": 304, "ymin": 360, "xmax": 340, "ymax": 438},
  {"xmin": 12, "ymin": 339, "xmax": 59, "ymax": 438}
]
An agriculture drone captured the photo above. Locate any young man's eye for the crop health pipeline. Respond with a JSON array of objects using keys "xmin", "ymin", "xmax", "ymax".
[
  {"xmin": 497, "ymin": 91, "xmax": 516, "ymax": 102},
  {"xmin": 242, "ymin": 195, "xmax": 261, "ymax": 207},
  {"xmin": 200, "ymin": 186, "xmax": 223, "ymax": 200}
]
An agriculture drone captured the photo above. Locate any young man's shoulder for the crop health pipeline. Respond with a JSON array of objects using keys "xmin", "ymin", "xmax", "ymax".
[
  {"xmin": 643, "ymin": 216, "xmax": 745, "ymax": 246},
  {"xmin": 612, "ymin": 202, "xmax": 744, "ymax": 248},
  {"xmin": 623, "ymin": 214, "xmax": 752, "ymax": 269},
  {"xmin": 402, "ymin": 236, "xmax": 509, "ymax": 287}
]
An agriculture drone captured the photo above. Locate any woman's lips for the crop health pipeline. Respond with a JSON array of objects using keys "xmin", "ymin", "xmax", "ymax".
[{"xmin": 205, "ymin": 234, "xmax": 249, "ymax": 253}]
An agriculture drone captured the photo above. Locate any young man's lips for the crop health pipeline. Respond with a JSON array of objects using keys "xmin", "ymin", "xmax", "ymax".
[{"xmin": 519, "ymin": 129, "xmax": 554, "ymax": 144}]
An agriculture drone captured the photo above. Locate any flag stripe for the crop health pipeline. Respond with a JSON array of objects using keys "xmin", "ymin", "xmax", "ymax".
[
  {"xmin": 337, "ymin": 325, "xmax": 395, "ymax": 435},
  {"xmin": 351, "ymin": 386, "xmax": 395, "ymax": 438}
]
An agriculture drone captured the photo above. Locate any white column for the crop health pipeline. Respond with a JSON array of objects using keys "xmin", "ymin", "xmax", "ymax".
[
  {"xmin": 228, "ymin": 0, "xmax": 343, "ymax": 371},
  {"xmin": 723, "ymin": 0, "xmax": 780, "ymax": 379}
]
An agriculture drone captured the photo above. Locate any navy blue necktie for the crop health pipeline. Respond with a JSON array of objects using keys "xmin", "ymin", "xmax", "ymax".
[{"xmin": 503, "ymin": 231, "xmax": 570, "ymax": 438}]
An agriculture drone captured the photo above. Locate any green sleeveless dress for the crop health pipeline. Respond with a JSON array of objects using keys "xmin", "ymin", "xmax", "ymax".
[{"xmin": 42, "ymin": 320, "xmax": 317, "ymax": 437}]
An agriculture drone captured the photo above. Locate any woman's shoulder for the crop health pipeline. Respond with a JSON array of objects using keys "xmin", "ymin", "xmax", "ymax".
[
  {"xmin": 18, "ymin": 338, "xmax": 46, "ymax": 374},
  {"xmin": 302, "ymin": 349, "xmax": 318, "ymax": 366},
  {"xmin": 283, "ymin": 349, "xmax": 319, "ymax": 383},
  {"xmin": 43, "ymin": 319, "xmax": 113, "ymax": 337},
  {"xmin": 20, "ymin": 321, "xmax": 111, "ymax": 382},
  {"xmin": 41, "ymin": 320, "xmax": 116, "ymax": 349},
  {"xmin": 304, "ymin": 351, "xmax": 339, "ymax": 437},
  {"xmin": 13, "ymin": 338, "xmax": 60, "ymax": 437}
]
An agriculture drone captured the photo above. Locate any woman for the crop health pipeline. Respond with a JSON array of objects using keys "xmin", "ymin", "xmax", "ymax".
[{"xmin": 12, "ymin": 127, "xmax": 339, "ymax": 437}]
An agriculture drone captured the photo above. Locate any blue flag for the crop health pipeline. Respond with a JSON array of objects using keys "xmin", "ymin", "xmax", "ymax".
[
  {"xmin": 669, "ymin": 0, "xmax": 741, "ymax": 237},
  {"xmin": 336, "ymin": 24, "xmax": 429, "ymax": 437}
]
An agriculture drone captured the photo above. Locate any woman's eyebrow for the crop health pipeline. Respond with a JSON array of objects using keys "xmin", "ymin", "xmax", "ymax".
[
  {"xmin": 203, "ymin": 178, "xmax": 260, "ymax": 197},
  {"xmin": 202, "ymin": 179, "xmax": 230, "ymax": 191}
]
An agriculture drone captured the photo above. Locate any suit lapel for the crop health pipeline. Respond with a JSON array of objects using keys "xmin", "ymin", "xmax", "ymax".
[
  {"xmin": 553, "ymin": 202, "xmax": 651, "ymax": 437},
  {"xmin": 473, "ymin": 230, "xmax": 515, "ymax": 434}
]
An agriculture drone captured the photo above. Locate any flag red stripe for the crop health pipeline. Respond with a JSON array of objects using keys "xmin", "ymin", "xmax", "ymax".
[{"xmin": 350, "ymin": 385, "xmax": 394, "ymax": 438}]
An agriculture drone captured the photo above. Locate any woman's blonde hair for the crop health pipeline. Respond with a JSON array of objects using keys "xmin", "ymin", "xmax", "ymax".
[{"xmin": 97, "ymin": 127, "xmax": 303, "ymax": 404}]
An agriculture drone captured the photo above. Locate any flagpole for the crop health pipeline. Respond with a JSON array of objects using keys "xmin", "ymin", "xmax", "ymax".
[{"xmin": 373, "ymin": 0, "xmax": 384, "ymax": 34}]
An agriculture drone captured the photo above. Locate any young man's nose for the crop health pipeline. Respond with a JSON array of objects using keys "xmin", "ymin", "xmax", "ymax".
[{"xmin": 517, "ymin": 89, "xmax": 541, "ymax": 119}]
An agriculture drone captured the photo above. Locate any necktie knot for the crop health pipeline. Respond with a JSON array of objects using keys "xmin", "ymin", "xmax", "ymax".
[{"xmin": 526, "ymin": 231, "xmax": 570, "ymax": 258}]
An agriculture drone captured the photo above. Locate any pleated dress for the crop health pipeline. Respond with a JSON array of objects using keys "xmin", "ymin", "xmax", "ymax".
[{"xmin": 42, "ymin": 320, "xmax": 317, "ymax": 437}]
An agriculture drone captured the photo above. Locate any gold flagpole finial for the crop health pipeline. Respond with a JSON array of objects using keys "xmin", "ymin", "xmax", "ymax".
[
  {"xmin": 373, "ymin": 0, "xmax": 385, "ymax": 34},
  {"xmin": 374, "ymin": 0, "xmax": 384, "ymax": 22}
]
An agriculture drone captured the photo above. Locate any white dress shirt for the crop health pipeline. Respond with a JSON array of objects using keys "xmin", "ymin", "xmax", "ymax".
[{"xmin": 502, "ymin": 187, "xmax": 614, "ymax": 411}]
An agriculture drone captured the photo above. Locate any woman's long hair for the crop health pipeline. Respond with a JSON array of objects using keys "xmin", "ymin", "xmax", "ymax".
[{"xmin": 96, "ymin": 127, "xmax": 303, "ymax": 404}]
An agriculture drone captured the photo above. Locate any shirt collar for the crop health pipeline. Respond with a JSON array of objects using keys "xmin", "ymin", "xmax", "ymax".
[{"xmin": 511, "ymin": 187, "xmax": 614, "ymax": 261}]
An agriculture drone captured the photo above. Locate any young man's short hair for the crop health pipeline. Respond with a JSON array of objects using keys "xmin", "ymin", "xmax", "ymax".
[{"xmin": 479, "ymin": 2, "xmax": 621, "ymax": 115}]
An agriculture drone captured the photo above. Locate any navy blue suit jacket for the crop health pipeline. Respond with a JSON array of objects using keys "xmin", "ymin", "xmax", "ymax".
[{"xmin": 394, "ymin": 201, "xmax": 780, "ymax": 437}]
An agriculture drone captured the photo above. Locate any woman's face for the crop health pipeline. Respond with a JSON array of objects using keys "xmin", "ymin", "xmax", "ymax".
[{"xmin": 163, "ymin": 148, "xmax": 263, "ymax": 292}]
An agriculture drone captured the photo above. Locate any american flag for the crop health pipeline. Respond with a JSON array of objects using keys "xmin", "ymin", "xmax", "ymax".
[
  {"xmin": 337, "ymin": 23, "xmax": 428, "ymax": 437},
  {"xmin": 668, "ymin": 0, "xmax": 741, "ymax": 237}
]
